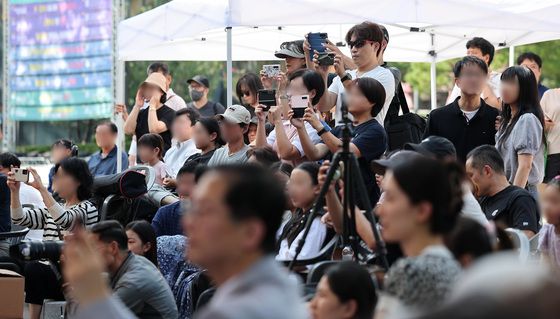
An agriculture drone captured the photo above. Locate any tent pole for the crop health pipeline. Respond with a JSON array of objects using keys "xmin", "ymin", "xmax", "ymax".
[
  {"xmin": 509, "ymin": 46, "xmax": 515, "ymax": 66},
  {"xmin": 429, "ymin": 33, "xmax": 437, "ymax": 110},
  {"xmin": 114, "ymin": 0, "xmax": 126, "ymax": 173},
  {"xmin": 226, "ymin": 27, "xmax": 233, "ymax": 107}
]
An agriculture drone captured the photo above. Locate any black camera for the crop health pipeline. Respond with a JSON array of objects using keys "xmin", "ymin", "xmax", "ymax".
[
  {"xmin": 318, "ymin": 52, "xmax": 336, "ymax": 66},
  {"xmin": 10, "ymin": 241, "xmax": 64, "ymax": 262}
]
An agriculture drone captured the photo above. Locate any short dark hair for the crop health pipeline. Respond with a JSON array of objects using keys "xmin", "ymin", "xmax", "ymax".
[
  {"xmin": 466, "ymin": 145, "xmax": 505, "ymax": 175},
  {"xmin": 210, "ymin": 164, "xmax": 286, "ymax": 253},
  {"xmin": 352, "ymin": 77, "xmax": 386, "ymax": 117},
  {"xmin": 52, "ymin": 139, "xmax": 79, "ymax": 157},
  {"xmin": 453, "ymin": 56, "xmax": 488, "ymax": 78},
  {"xmin": 466, "ymin": 37, "xmax": 495, "ymax": 65},
  {"xmin": 197, "ymin": 117, "xmax": 224, "ymax": 147},
  {"xmin": 137, "ymin": 133, "xmax": 164, "ymax": 159},
  {"xmin": 288, "ymin": 69, "xmax": 325, "ymax": 105},
  {"xmin": 125, "ymin": 220, "xmax": 158, "ymax": 266},
  {"xmin": 325, "ymin": 261, "xmax": 378, "ymax": 319},
  {"xmin": 54, "ymin": 157, "xmax": 93, "ymax": 201},
  {"xmin": 391, "ymin": 157, "xmax": 464, "ymax": 234},
  {"xmin": 97, "ymin": 121, "xmax": 118, "ymax": 134},
  {"xmin": 247, "ymin": 146, "xmax": 280, "ymax": 167},
  {"xmin": 194, "ymin": 164, "xmax": 209, "ymax": 183},
  {"xmin": 0, "ymin": 152, "xmax": 20, "ymax": 169},
  {"xmin": 270, "ymin": 162, "xmax": 294, "ymax": 178},
  {"xmin": 446, "ymin": 216, "xmax": 493, "ymax": 263},
  {"xmin": 91, "ymin": 220, "xmax": 128, "ymax": 251},
  {"xmin": 178, "ymin": 161, "xmax": 199, "ymax": 177},
  {"xmin": 236, "ymin": 73, "xmax": 264, "ymax": 103},
  {"xmin": 346, "ymin": 21, "xmax": 384, "ymax": 57},
  {"xmin": 175, "ymin": 107, "xmax": 199, "ymax": 126},
  {"xmin": 517, "ymin": 52, "xmax": 543, "ymax": 69},
  {"xmin": 147, "ymin": 62, "xmax": 170, "ymax": 76}
]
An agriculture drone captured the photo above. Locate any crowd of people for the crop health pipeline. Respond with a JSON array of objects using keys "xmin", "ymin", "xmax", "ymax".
[{"xmin": 1, "ymin": 20, "xmax": 560, "ymax": 319}]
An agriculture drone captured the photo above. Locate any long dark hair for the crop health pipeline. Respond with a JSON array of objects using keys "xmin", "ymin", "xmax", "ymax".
[
  {"xmin": 391, "ymin": 158, "xmax": 464, "ymax": 234},
  {"xmin": 324, "ymin": 261, "xmax": 377, "ymax": 319},
  {"xmin": 125, "ymin": 220, "xmax": 158, "ymax": 267},
  {"xmin": 236, "ymin": 73, "xmax": 263, "ymax": 105},
  {"xmin": 498, "ymin": 66, "xmax": 545, "ymax": 147},
  {"xmin": 54, "ymin": 157, "xmax": 93, "ymax": 201}
]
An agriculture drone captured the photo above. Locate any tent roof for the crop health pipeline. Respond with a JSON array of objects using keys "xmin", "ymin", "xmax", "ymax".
[{"xmin": 118, "ymin": 0, "xmax": 560, "ymax": 62}]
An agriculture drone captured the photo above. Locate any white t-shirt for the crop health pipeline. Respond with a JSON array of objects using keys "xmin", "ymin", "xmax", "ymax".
[
  {"xmin": 276, "ymin": 217, "xmax": 326, "ymax": 261},
  {"xmin": 266, "ymin": 121, "xmax": 322, "ymax": 157},
  {"xmin": 19, "ymin": 184, "xmax": 46, "ymax": 241},
  {"xmin": 447, "ymin": 71, "xmax": 502, "ymax": 104},
  {"xmin": 328, "ymin": 67, "xmax": 396, "ymax": 126},
  {"xmin": 462, "ymin": 109, "xmax": 479, "ymax": 122}
]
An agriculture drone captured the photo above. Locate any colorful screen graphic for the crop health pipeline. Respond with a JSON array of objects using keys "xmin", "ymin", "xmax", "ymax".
[{"xmin": 9, "ymin": 0, "xmax": 114, "ymax": 121}]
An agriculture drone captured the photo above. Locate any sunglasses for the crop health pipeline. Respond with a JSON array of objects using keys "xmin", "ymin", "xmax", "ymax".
[{"xmin": 347, "ymin": 39, "xmax": 368, "ymax": 49}]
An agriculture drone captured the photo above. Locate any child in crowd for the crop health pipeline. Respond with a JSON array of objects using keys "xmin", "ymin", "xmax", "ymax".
[
  {"xmin": 538, "ymin": 176, "xmax": 560, "ymax": 267},
  {"xmin": 276, "ymin": 162, "xmax": 327, "ymax": 261},
  {"xmin": 137, "ymin": 133, "xmax": 167, "ymax": 185}
]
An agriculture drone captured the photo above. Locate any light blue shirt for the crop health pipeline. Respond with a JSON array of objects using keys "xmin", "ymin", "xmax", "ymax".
[{"xmin": 88, "ymin": 146, "xmax": 129, "ymax": 177}]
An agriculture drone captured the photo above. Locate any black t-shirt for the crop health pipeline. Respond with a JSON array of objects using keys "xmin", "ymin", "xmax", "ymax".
[
  {"xmin": 330, "ymin": 119, "xmax": 387, "ymax": 205},
  {"xmin": 135, "ymin": 105, "xmax": 176, "ymax": 154},
  {"xmin": 187, "ymin": 101, "xmax": 225, "ymax": 118},
  {"xmin": 184, "ymin": 149, "xmax": 217, "ymax": 166},
  {"xmin": 480, "ymin": 185, "xmax": 541, "ymax": 233}
]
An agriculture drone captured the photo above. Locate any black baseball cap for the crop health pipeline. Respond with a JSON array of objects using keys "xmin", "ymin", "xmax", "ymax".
[
  {"xmin": 187, "ymin": 75, "xmax": 210, "ymax": 88},
  {"xmin": 404, "ymin": 136, "xmax": 457, "ymax": 160},
  {"xmin": 371, "ymin": 150, "xmax": 422, "ymax": 175}
]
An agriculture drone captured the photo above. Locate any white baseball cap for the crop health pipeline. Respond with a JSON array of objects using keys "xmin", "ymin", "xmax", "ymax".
[{"xmin": 216, "ymin": 105, "xmax": 251, "ymax": 125}]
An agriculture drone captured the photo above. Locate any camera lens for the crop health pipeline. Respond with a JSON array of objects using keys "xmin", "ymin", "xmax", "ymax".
[{"xmin": 22, "ymin": 169, "xmax": 28, "ymax": 174}]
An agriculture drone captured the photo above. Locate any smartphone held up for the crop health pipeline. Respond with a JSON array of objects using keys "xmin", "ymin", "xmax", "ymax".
[{"xmin": 290, "ymin": 95, "xmax": 309, "ymax": 118}]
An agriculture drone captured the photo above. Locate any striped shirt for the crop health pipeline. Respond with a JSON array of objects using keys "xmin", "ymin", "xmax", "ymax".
[{"xmin": 11, "ymin": 200, "xmax": 98, "ymax": 241}]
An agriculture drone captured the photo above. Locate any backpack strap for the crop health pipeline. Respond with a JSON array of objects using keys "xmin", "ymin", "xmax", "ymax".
[{"xmin": 397, "ymin": 82, "xmax": 410, "ymax": 115}]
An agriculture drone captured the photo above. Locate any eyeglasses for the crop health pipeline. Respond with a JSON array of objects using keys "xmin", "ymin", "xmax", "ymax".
[{"xmin": 347, "ymin": 39, "xmax": 367, "ymax": 49}]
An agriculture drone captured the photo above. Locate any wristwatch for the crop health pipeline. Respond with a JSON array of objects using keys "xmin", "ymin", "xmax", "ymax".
[{"xmin": 340, "ymin": 72, "xmax": 352, "ymax": 83}]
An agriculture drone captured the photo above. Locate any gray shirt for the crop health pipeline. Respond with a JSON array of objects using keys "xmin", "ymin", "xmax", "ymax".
[
  {"xmin": 110, "ymin": 253, "xmax": 178, "ymax": 319},
  {"xmin": 207, "ymin": 145, "xmax": 250, "ymax": 166},
  {"xmin": 74, "ymin": 297, "xmax": 137, "ymax": 319},
  {"xmin": 195, "ymin": 257, "xmax": 307, "ymax": 319},
  {"xmin": 496, "ymin": 113, "xmax": 545, "ymax": 186}
]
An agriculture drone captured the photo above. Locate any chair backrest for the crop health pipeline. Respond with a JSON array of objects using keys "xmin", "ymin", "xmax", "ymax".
[
  {"xmin": 99, "ymin": 194, "xmax": 117, "ymax": 222},
  {"xmin": 128, "ymin": 165, "xmax": 155, "ymax": 191},
  {"xmin": 505, "ymin": 228, "xmax": 530, "ymax": 262},
  {"xmin": 307, "ymin": 260, "xmax": 340, "ymax": 285}
]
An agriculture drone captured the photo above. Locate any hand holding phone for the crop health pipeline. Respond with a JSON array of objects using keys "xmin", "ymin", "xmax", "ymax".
[
  {"xmin": 258, "ymin": 89, "xmax": 277, "ymax": 111},
  {"xmin": 318, "ymin": 52, "xmax": 336, "ymax": 66},
  {"xmin": 291, "ymin": 95, "xmax": 310, "ymax": 118},
  {"xmin": 11, "ymin": 167, "xmax": 29, "ymax": 183}
]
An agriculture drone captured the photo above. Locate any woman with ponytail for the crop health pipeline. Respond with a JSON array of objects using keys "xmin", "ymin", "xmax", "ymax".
[{"xmin": 375, "ymin": 157, "xmax": 463, "ymax": 317}]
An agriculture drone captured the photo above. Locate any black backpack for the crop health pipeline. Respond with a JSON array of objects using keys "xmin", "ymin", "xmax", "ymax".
[{"xmin": 384, "ymin": 81, "xmax": 426, "ymax": 151}]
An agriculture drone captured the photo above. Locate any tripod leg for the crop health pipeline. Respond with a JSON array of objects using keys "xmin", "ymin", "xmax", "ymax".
[{"xmin": 349, "ymin": 156, "xmax": 390, "ymax": 271}]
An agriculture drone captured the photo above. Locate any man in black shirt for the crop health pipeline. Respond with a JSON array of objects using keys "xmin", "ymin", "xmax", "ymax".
[
  {"xmin": 186, "ymin": 75, "xmax": 225, "ymax": 117},
  {"xmin": 124, "ymin": 73, "xmax": 176, "ymax": 155},
  {"xmin": 425, "ymin": 56, "xmax": 499, "ymax": 162},
  {"xmin": 466, "ymin": 145, "xmax": 540, "ymax": 237}
]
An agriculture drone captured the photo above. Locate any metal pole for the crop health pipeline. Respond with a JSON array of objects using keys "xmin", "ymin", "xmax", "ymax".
[
  {"xmin": 226, "ymin": 27, "xmax": 233, "ymax": 107},
  {"xmin": 114, "ymin": 0, "xmax": 126, "ymax": 172},
  {"xmin": 509, "ymin": 46, "xmax": 515, "ymax": 67},
  {"xmin": 2, "ymin": 0, "xmax": 15, "ymax": 152},
  {"xmin": 429, "ymin": 33, "xmax": 437, "ymax": 110}
]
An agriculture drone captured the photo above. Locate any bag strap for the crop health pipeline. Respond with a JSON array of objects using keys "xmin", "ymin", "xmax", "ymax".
[{"xmin": 397, "ymin": 83, "xmax": 410, "ymax": 115}]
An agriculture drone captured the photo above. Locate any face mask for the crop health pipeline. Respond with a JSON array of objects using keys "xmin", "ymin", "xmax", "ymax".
[{"xmin": 190, "ymin": 89, "xmax": 204, "ymax": 102}]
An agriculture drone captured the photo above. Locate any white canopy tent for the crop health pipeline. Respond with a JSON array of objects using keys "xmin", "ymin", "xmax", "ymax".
[{"xmin": 115, "ymin": 0, "xmax": 560, "ymax": 171}]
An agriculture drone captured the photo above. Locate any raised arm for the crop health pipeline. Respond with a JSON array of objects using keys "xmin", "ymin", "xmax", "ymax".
[{"xmin": 123, "ymin": 88, "xmax": 145, "ymax": 135}]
